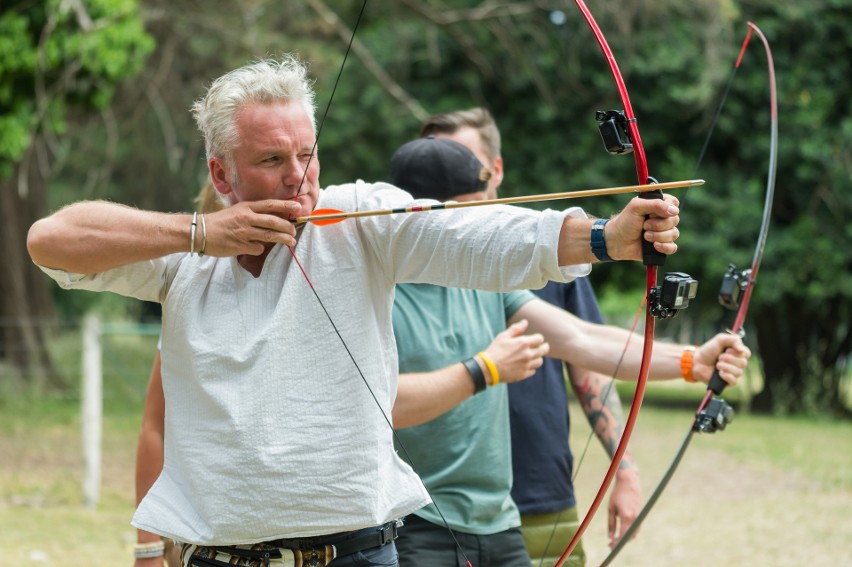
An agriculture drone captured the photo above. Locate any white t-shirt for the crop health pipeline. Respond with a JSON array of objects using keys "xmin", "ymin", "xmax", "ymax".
[{"xmin": 40, "ymin": 181, "xmax": 588, "ymax": 545}]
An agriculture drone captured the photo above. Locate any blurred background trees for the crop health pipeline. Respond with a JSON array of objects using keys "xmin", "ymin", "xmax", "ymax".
[
  {"xmin": 0, "ymin": 0, "xmax": 153, "ymax": 388},
  {"xmin": 1, "ymin": 0, "xmax": 849, "ymax": 415}
]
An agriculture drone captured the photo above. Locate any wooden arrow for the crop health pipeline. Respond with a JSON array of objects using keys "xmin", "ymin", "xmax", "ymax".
[{"xmin": 292, "ymin": 179, "xmax": 704, "ymax": 226}]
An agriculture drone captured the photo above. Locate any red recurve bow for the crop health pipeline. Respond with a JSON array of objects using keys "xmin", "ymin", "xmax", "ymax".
[{"xmin": 554, "ymin": 1, "xmax": 665, "ymax": 565}]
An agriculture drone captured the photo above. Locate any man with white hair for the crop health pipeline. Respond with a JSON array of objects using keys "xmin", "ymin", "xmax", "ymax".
[{"xmin": 28, "ymin": 56, "xmax": 682, "ymax": 566}]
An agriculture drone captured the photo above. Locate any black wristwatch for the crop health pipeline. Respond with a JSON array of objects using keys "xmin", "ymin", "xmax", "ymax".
[{"xmin": 590, "ymin": 218, "xmax": 613, "ymax": 262}]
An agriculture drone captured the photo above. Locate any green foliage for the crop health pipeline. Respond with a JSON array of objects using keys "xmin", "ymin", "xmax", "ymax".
[
  {"xmin": 0, "ymin": 0, "xmax": 154, "ymax": 179},
  {"xmin": 0, "ymin": 102, "xmax": 32, "ymax": 179},
  {"xmin": 0, "ymin": 12, "xmax": 36, "ymax": 178}
]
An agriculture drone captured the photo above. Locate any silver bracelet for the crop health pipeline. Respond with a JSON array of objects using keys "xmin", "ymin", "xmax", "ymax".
[
  {"xmin": 190, "ymin": 211, "xmax": 198, "ymax": 256},
  {"xmin": 198, "ymin": 213, "xmax": 207, "ymax": 257},
  {"xmin": 134, "ymin": 541, "xmax": 165, "ymax": 559}
]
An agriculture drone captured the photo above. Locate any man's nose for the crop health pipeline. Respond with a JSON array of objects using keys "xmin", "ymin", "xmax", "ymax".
[{"xmin": 279, "ymin": 161, "xmax": 304, "ymax": 191}]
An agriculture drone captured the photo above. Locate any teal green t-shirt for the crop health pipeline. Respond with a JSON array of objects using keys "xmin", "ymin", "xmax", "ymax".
[{"xmin": 392, "ymin": 283, "xmax": 535, "ymax": 534}]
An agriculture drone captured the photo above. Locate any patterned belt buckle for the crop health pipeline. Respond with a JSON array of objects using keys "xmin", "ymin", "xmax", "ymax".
[{"xmin": 299, "ymin": 545, "xmax": 336, "ymax": 567}]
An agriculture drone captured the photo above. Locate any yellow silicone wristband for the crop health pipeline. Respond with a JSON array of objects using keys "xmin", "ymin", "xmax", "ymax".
[{"xmin": 477, "ymin": 351, "xmax": 500, "ymax": 386}]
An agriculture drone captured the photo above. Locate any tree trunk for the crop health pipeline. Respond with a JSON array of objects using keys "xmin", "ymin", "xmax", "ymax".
[{"xmin": 0, "ymin": 138, "xmax": 61, "ymax": 390}]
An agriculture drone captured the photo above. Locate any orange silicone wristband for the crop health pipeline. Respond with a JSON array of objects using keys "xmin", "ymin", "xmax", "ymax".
[{"xmin": 681, "ymin": 346, "xmax": 697, "ymax": 383}]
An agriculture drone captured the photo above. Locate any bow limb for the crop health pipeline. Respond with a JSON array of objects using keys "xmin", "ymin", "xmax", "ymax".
[
  {"xmin": 706, "ymin": 21, "xmax": 777, "ymax": 394},
  {"xmin": 598, "ymin": 21, "xmax": 778, "ymax": 566},
  {"xmin": 553, "ymin": 2, "xmax": 660, "ymax": 565}
]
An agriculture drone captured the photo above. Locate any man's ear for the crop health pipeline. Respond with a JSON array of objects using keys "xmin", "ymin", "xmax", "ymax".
[
  {"xmin": 491, "ymin": 155, "xmax": 505, "ymax": 188},
  {"xmin": 209, "ymin": 158, "xmax": 234, "ymax": 201}
]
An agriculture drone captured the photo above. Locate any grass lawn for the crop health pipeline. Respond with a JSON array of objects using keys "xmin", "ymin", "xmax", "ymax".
[{"xmin": 1, "ymin": 361, "xmax": 850, "ymax": 566}]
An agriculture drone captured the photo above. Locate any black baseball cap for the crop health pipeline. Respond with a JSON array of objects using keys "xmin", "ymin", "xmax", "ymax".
[{"xmin": 390, "ymin": 136, "xmax": 488, "ymax": 201}]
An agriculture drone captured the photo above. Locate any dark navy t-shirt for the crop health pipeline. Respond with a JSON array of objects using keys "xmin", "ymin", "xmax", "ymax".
[{"xmin": 508, "ymin": 277, "xmax": 605, "ymax": 514}]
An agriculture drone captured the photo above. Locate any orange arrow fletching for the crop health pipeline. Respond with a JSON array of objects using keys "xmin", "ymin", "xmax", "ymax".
[{"xmin": 301, "ymin": 208, "xmax": 348, "ymax": 226}]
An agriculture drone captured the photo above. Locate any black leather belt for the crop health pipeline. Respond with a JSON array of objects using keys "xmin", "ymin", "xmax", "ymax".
[
  {"xmin": 269, "ymin": 520, "xmax": 399, "ymax": 556},
  {"xmin": 197, "ymin": 520, "xmax": 400, "ymax": 566}
]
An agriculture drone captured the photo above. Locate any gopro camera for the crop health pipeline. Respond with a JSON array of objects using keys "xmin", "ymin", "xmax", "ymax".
[
  {"xmin": 694, "ymin": 397, "xmax": 735, "ymax": 433},
  {"xmin": 719, "ymin": 263, "xmax": 751, "ymax": 310},
  {"xmin": 649, "ymin": 272, "xmax": 699, "ymax": 319},
  {"xmin": 596, "ymin": 110, "xmax": 633, "ymax": 155}
]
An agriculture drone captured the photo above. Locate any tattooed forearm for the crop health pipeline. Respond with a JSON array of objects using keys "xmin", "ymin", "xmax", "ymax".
[{"xmin": 573, "ymin": 367, "xmax": 636, "ymax": 470}]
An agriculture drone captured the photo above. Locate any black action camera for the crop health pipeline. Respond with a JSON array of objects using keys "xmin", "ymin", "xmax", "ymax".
[
  {"xmin": 648, "ymin": 272, "xmax": 699, "ymax": 319},
  {"xmin": 596, "ymin": 110, "xmax": 633, "ymax": 155},
  {"xmin": 694, "ymin": 397, "xmax": 735, "ymax": 433},
  {"xmin": 718, "ymin": 263, "xmax": 751, "ymax": 310}
]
